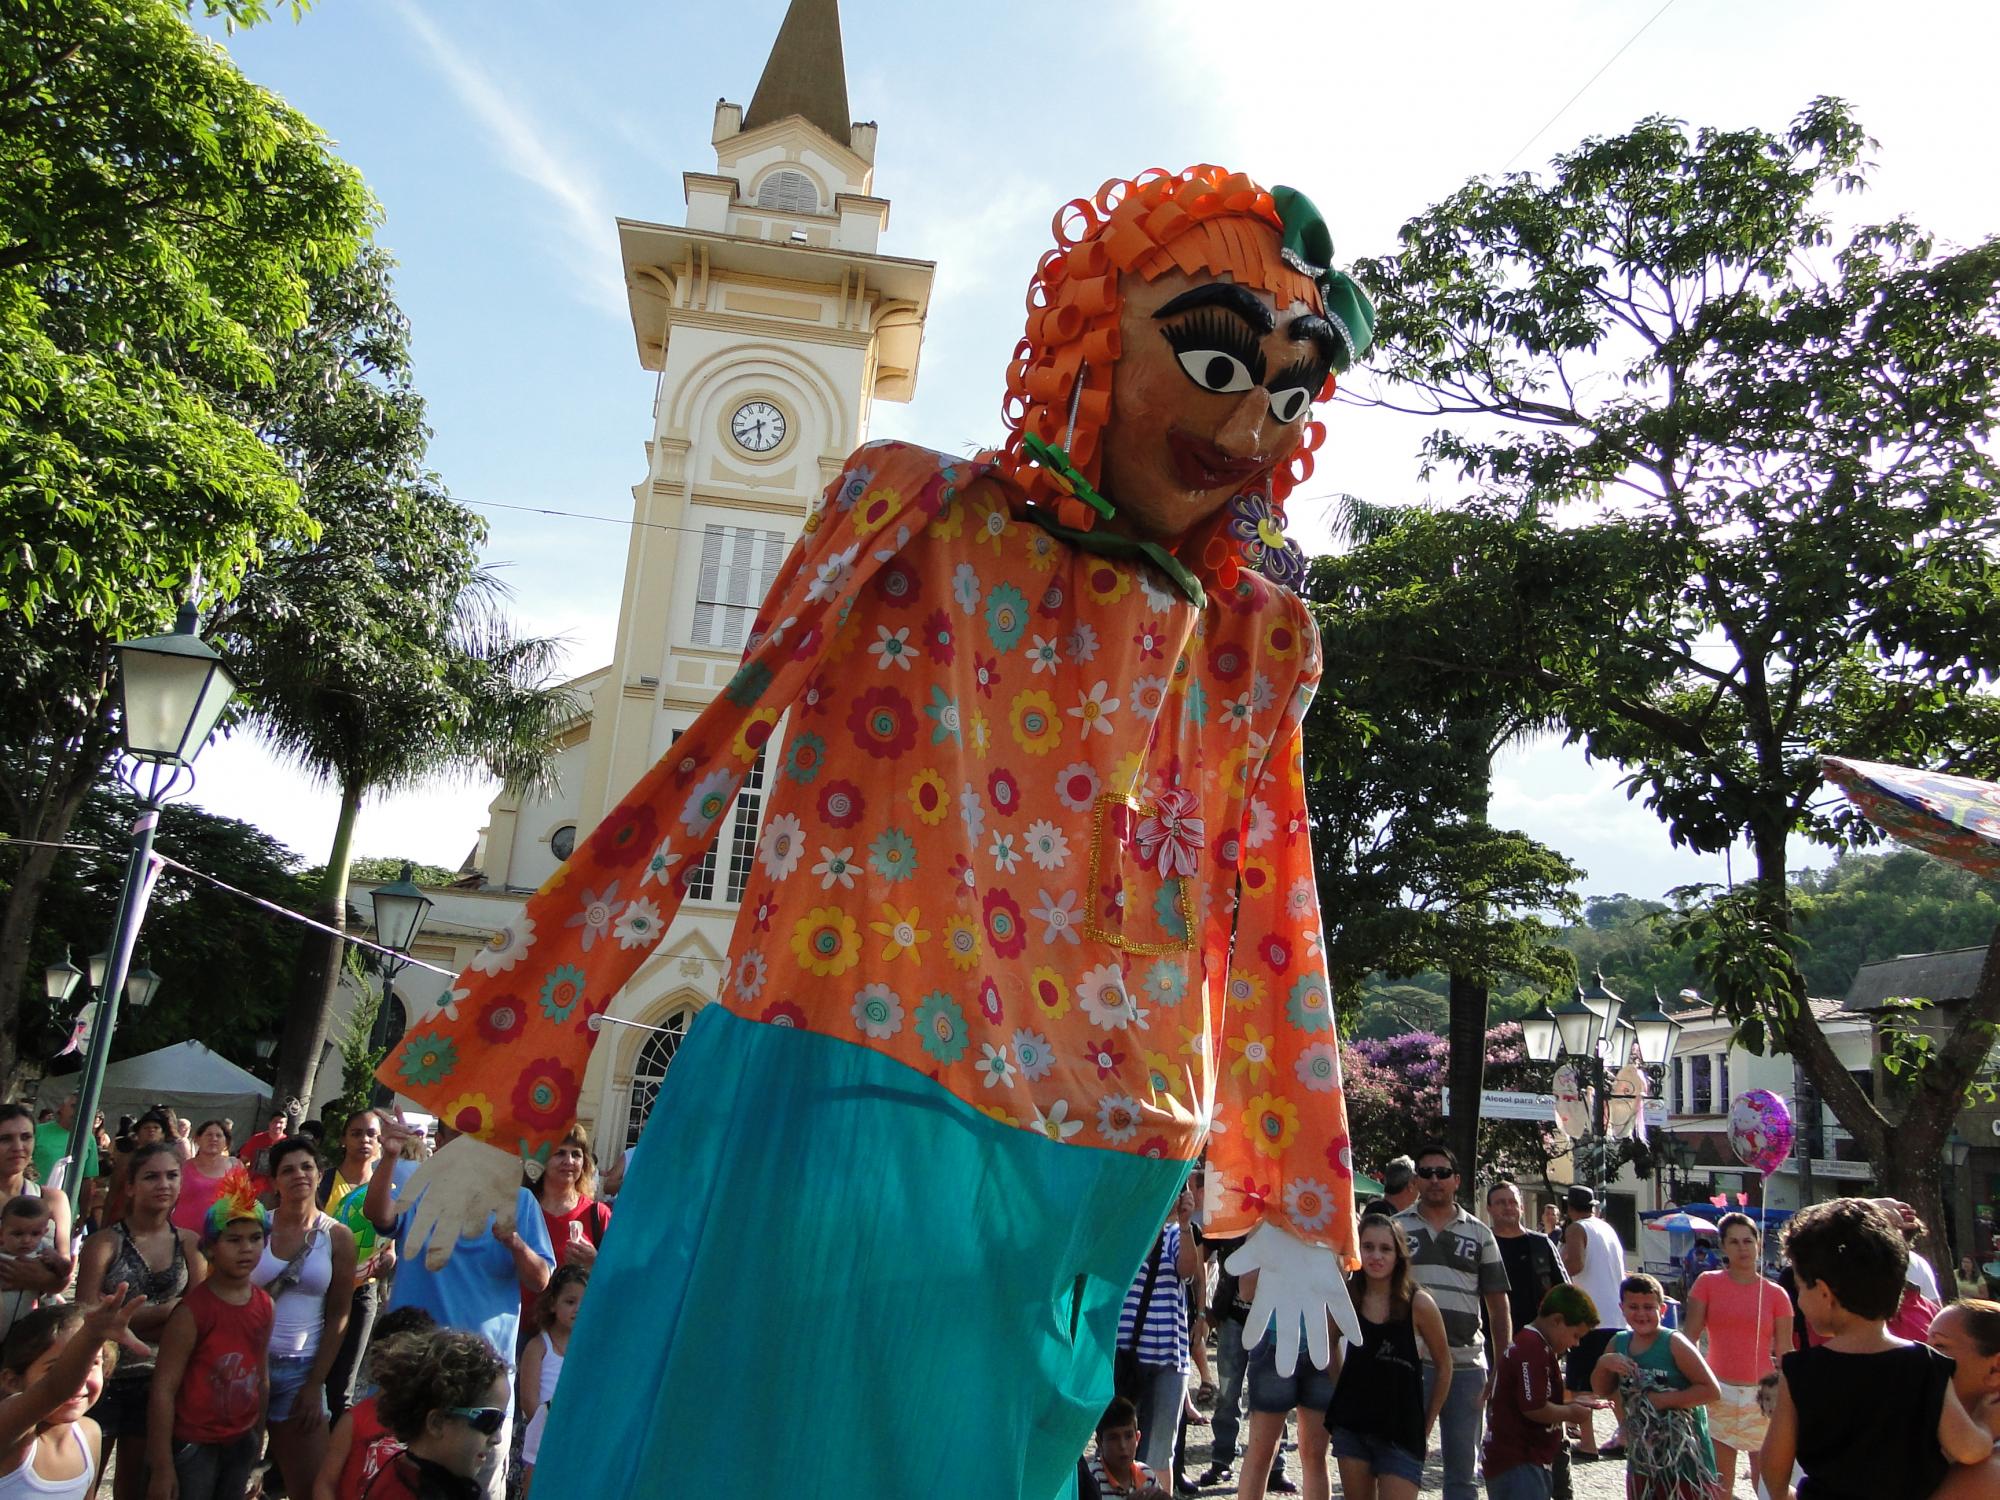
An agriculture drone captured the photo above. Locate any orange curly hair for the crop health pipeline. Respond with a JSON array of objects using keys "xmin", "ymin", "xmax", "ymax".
[{"xmin": 994, "ymin": 166, "xmax": 1334, "ymax": 523}]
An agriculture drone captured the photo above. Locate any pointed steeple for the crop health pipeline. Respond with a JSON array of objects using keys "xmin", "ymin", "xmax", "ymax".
[{"xmin": 742, "ymin": 0, "xmax": 851, "ymax": 148}]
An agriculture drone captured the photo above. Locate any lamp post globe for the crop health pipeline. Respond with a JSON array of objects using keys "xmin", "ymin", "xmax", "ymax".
[
  {"xmin": 1579, "ymin": 969, "xmax": 1625, "ymax": 1038},
  {"xmin": 1522, "ymin": 996, "xmax": 1562, "ymax": 1065},
  {"xmin": 124, "ymin": 963, "xmax": 162, "ymax": 1009},
  {"xmin": 1553, "ymin": 986, "xmax": 1603, "ymax": 1060},
  {"xmin": 1626, "ymin": 987, "xmax": 1683, "ymax": 1070},
  {"xmin": 113, "ymin": 603, "xmax": 240, "ymax": 767},
  {"xmin": 44, "ymin": 951, "xmax": 82, "ymax": 1005},
  {"xmin": 369, "ymin": 864, "xmax": 434, "ymax": 958}
]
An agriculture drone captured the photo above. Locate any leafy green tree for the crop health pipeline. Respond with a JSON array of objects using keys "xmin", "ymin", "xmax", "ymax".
[
  {"xmin": 348, "ymin": 857, "xmax": 462, "ymax": 890},
  {"xmin": 0, "ymin": 0, "xmax": 375, "ymax": 1085},
  {"xmin": 1353, "ymin": 97, "xmax": 2000, "ymax": 1254},
  {"xmin": 15, "ymin": 789, "xmax": 309, "ymax": 1077},
  {"xmin": 1306, "ymin": 504, "xmax": 1583, "ymax": 1196},
  {"xmin": 214, "ymin": 252, "xmax": 573, "ymax": 1111}
]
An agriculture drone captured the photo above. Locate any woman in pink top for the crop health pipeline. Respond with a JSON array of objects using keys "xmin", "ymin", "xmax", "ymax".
[
  {"xmin": 1678, "ymin": 1211, "xmax": 1790, "ymax": 1496},
  {"xmin": 170, "ymin": 1123, "xmax": 235, "ymax": 1237}
]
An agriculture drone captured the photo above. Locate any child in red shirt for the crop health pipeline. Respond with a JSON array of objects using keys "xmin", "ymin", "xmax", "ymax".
[
  {"xmin": 1484, "ymin": 1285, "xmax": 1609, "ymax": 1500},
  {"xmin": 312, "ymin": 1306, "xmax": 437, "ymax": 1500},
  {"xmin": 147, "ymin": 1168, "xmax": 274, "ymax": 1500}
]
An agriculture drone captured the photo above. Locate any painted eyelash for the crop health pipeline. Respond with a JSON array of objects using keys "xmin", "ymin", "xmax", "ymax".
[
  {"xmin": 1160, "ymin": 312, "xmax": 1266, "ymax": 386},
  {"xmin": 1268, "ymin": 356, "xmax": 1330, "ymax": 394}
]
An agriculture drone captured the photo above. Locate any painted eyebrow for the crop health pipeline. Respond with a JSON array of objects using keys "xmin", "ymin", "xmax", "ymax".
[
  {"xmin": 1152, "ymin": 283, "xmax": 1277, "ymax": 335},
  {"xmin": 1287, "ymin": 313, "xmax": 1340, "ymax": 367}
]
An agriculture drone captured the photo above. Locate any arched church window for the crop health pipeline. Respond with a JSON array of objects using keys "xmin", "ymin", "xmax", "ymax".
[
  {"xmin": 551, "ymin": 824, "xmax": 577, "ymax": 861},
  {"xmin": 755, "ymin": 169, "xmax": 820, "ymax": 214},
  {"xmin": 625, "ymin": 1012, "xmax": 692, "ymax": 1149}
]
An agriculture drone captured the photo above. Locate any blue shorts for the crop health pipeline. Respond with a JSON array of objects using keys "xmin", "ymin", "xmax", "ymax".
[
  {"xmin": 1328, "ymin": 1426, "xmax": 1424, "ymax": 1485},
  {"xmin": 1245, "ymin": 1336, "xmax": 1336, "ymax": 1415},
  {"xmin": 269, "ymin": 1354, "xmax": 327, "ymax": 1424}
]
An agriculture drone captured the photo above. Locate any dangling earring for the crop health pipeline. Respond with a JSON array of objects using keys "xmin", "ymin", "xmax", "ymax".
[{"xmin": 1213, "ymin": 485, "xmax": 1307, "ymax": 591}]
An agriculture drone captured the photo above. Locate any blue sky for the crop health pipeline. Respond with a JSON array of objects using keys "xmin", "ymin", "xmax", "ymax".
[{"xmin": 187, "ymin": 0, "xmax": 2000, "ymax": 906}]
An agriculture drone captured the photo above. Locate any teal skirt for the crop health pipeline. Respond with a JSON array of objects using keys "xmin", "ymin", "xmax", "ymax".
[{"xmin": 534, "ymin": 1005, "xmax": 1188, "ymax": 1498}]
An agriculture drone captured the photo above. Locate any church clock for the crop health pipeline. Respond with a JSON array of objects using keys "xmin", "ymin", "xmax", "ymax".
[{"xmin": 730, "ymin": 399, "xmax": 787, "ymax": 454}]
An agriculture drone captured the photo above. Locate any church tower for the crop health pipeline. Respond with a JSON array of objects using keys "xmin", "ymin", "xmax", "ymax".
[{"xmin": 465, "ymin": 0, "xmax": 934, "ymax": 1148}]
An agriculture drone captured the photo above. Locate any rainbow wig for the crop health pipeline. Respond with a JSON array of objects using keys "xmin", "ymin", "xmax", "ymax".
[{"xmin": 202, "ymin": 1166, "xmax": 269, "ymax": 1244}]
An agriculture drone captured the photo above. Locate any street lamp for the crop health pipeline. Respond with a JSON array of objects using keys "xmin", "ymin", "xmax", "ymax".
[
  {"xmin": 1526, "ymin": 975, "xmax": 1660, "ymax": 1193},
  {"xmin": 365, "ymin": 863, "xmax": 433, "ymax": 1104},
  {"xmin": 43, "ymin": 951, "xmax": 82, "ymax": 1005},
  {"xmin": 123, "ymin": 962, "xmax": 161, "ymax": 1010},
  {"xmin": 1625, "ymin": 988, "xmax": 1684, "ymax": 1071},
  {"xmin": 62, "ymin": 602, "xmax": 236, "ymax": 1189},
  {"xmin": 1521, "ymin": 997, "xmax": 1561, "ymax": 1066}
]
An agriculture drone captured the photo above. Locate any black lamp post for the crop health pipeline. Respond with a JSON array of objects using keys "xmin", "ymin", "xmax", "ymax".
[
  {"xmin": 366, "ymin": 864, "xmax": 432, "ymax": 1104},
  {"xmin": 63, "ymin": 603, "xmax": 235, "ymax": 1189},
  {"xmin": 1524, "ymin": 970, "xmax": 1682, "ymax": 1192}
]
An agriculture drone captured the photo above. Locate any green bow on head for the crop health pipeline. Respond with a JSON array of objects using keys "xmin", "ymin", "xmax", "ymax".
[{"xmin": 1272, "ymin": 184, "xmax": 1376, "ymax": 373}]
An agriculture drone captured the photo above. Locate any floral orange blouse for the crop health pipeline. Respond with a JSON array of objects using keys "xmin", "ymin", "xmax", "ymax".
[{"xmin": 385, "ymin": 441, "xmax": 1357, "ymax": 1256}]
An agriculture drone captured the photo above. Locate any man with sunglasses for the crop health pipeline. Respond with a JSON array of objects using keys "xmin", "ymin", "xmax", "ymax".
[{"xmin": 1393, "ymin": 1144, "xmax": 1511, "ymax": 1500}]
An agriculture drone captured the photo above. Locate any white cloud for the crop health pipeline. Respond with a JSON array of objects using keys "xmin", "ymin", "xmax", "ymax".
[{"xmin": 394, "ymin": 6, "xmax": 625, "ymax": 316}]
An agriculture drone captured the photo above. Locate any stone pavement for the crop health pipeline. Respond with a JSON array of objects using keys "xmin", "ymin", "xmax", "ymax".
[{"xmin": 1173, "ymin": 1412, "xmax": 1752, "ymax": 1497}]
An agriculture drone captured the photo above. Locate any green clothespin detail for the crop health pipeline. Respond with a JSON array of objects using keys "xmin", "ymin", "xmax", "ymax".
[{"xmin": 1021, "ymin": 432, "xmax": 1116, "ymax": 521}]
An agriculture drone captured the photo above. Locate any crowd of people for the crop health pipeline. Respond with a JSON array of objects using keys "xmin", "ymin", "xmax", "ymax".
[
  {"xmin": 0, "ymin": 1096, "xmax": 613, "ymax": 1500},
  {"xmin": 1087, "ymin": 1141, "xmax": 2000, "ymax": 1500},
  {"xmin": 9, "ymin": 1091, "xmax": 2000, "ymax": 1499}
]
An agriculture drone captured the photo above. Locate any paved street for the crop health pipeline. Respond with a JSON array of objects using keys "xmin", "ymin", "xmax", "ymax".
[{"xmin": 1174, "ymin": 1413, "xmax": 1751, "ymax": 1497}]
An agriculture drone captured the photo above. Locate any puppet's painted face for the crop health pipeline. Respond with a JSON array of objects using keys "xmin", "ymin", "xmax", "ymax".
[{"xmin": 1097, "ymin": 267, "xmax": 1333, "ymax": 545}]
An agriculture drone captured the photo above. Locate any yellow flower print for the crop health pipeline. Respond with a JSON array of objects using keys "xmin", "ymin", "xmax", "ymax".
[
  {"xmin": 854, "ymin": 485, "xmax": 901, "ymax": 536},
  {"xmin": 1141, "ymin": 1050, "xmax": 1176, "ymax": 1095},
  {"xmin": 970, "ymin": 713, "xmax": 992, "ymax": 755},
  {"xmin": 1009, "ymin": 690, "xmax": 1061, "ymax": 756},
  {"xmin": 1227, "ymin": 973, "xmax": 1267, "ymax": 1012},
  {"xmin": 732, "ymin": 707, "xmax": 779, "ymax": 764},
  {"xmin": 1027, "ymin": 966, "xmax": 1071, "ymax": 1021},
  {"xmin": 944, "ymin": 915, "xmax": 983, "ymax": 972},
  {"xmin": 1228, "ymin": 1024, "xmax": 1276, "ymax": 1082},
  {"xmin": 976, "ymin": 1103, "xmax": 1019, "ymax": 1127},
  {"xmin": 907, "ymin": 768, "xmax": 950, "ymax": 826},
  {"xmin": 791, "ymin": 906, "xmax": 862, "ymax": 978},
  {"xmin": 1082, "ymin": 557, "xmax": 1131, "ymax": 606},
  {"xmin": 968, "ymin": 497, "xmax": 1012, "ymax": 554},
  {"xmin": 870, "ymin": 902, "xmax": 931, "ymax": 963},
  {"xmin": 438, "ymin": 1092, "xmax": 496, "ymax": 1136},
  {"xmin": 1178, "ymin": 1024, "xmax": 1208, "ymax": 1062},
  {"xmin": 1024, "ymin": 528, "xmax": 1058, "ymax": 572},
  {"xmin": 1244, "ymin": 1092, "xmax": 1300, "ymax": 1158},
  {"xmin": 1219, "ymin": 744, "xmax": 1258, "ymax": 796},
  {"xmin": 927, "ymin": 505, "xmax": 965, "ymax": 542}
]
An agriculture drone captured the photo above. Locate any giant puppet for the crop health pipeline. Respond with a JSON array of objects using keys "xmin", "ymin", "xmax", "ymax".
[{"xmin": 379, "ymin": 166, "xmax": 1373, "ymax": 1498}]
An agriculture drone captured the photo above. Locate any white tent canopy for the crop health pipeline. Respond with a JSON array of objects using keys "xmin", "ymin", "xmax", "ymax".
[{"xmin": 37, "ymin": 1040, "xmax": 271, "ymax": 1139}]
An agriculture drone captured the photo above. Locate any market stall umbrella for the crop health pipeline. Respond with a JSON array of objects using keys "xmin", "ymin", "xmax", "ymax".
[
  {"xmin": 1649, "ymin": 1211, "xmax": 1720, "ymax": 1235},
  {"xmin": 1823, "ymin": 757, "xmax": 2000, "ymax": 879}
]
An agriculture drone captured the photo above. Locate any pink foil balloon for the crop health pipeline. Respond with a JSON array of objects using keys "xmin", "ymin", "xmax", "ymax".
[{"xmin": 1728, "ymin": 1089, "xmax": 1795, "ymax": 1176}]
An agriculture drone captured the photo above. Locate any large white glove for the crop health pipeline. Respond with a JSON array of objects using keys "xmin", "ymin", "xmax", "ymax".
[
  {"xmin": 1225, "ymin": 1222, "xmax": 1361, "ymax": 1376},
  {"xmin": 396, "ymin": 1133, "xmax": 522, "ymax": 1270}
]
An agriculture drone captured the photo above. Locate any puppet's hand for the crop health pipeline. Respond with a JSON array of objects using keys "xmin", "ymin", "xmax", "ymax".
[
  {"xmin": 1226, "ymin": 1222, "xmax": 1359, "ymax": 1376},
  {"xmin": 399, "ymin": 1135, "xmax": 520, "ymax": 1270}
]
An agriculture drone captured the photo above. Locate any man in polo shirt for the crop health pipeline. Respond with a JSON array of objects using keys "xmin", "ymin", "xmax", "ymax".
[{"xmin": 1395, "ymin": 1143, "xmax": 1511, "ymax": 1500}]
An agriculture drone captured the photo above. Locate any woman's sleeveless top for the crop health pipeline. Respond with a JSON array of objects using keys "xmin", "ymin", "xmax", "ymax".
[
  {"xmin": 1325, "ymin": 1301, "xmax": 1425, "ymax": 1458},
  {"xmin": 252, "ymin": 1214, "xmax": 336, "ymax": 1359},
  {"xmin": 104, "ymin": 1222, "xmax": 188, "ymax": 1381},
  {"xmin": 0, "ymin": 1423, "xmax": 96, "ymax": 1498}
]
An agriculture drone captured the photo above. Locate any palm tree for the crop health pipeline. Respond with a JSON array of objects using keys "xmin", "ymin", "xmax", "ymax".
[{"xmin": 225, "ymin": 531, "xmax": 572, "ymax": 1111}]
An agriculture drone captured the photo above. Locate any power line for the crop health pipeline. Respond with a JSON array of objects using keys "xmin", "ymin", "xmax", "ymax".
[{"xmin": 1502, "ymin": 0, "xmax": 1680, "ymax": 172}]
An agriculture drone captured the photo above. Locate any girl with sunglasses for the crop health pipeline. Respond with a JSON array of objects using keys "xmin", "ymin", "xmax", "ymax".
[{"xmin": 362, "ymin": 1330, "xmax": 508, "ymax": 1500}]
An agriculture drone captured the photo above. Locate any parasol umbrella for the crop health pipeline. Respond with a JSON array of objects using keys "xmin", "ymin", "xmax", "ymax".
[
  {"xmin": 1822, "ymin": 757, "xmax": 2000, "ymax": 880},
  {"xmin": 1649, "ymin": 1212, "xmax": 1720, "ymax": 1235}
]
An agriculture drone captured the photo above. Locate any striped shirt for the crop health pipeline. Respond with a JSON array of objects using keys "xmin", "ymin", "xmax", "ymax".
[
  {"xmin": 1116, "ymin": 1223, "xmax": 1189, "ymax": 1372},
  {"xmin": 1395, "ymin": 1204, "xmax": 1508, "ymax": 1368}
]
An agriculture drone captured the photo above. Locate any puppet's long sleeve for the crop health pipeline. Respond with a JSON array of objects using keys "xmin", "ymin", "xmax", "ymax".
[
  {"xmin": 1203, "ymin": 648, "xmax": 1357, "ymax": 1263},
  {"xmin": 378, "ymin": 442, "xmax": 959, "ymax": 1162}
]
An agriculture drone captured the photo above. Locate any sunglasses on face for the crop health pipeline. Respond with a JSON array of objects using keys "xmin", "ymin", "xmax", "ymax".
[
  {"xmin": 445, "ymin": 1407, "xmax": 508, "ymax": 1436},
  {"xmin": 1415, "ymin": 1166, "xmax": 1456, "ymax": 1180}
]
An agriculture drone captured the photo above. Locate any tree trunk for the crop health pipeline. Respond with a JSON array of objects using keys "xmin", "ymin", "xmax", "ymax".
[
  {"xmin": 1445, "ymin": 749, "xmax": 1495, "ymax": 1207},
  {"xmin": 273, "ymin": 778, "xmax": 361, "ymax": 1114},
  {"xmin": 0, "ymin": 766, "xmax": 101, "ymax": 1093},
  {"xmin": 1446, "ymin": 969, "xmax": 1488, "ymax": 1207}
]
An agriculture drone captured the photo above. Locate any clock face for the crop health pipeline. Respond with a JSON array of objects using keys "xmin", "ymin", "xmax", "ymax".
[{"xmin": 730, "ymin": 400, "xmax": 786, "ymax": 454}]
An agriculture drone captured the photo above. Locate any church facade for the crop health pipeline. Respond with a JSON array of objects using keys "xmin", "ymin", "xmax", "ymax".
[{"xmin": 354, "ymin": 0, "xmax": 933, "ymax": 1151}]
